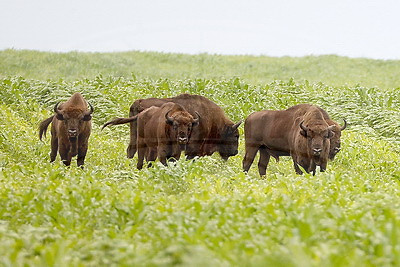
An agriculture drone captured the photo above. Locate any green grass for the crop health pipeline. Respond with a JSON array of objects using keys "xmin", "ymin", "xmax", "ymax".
[
  {"xmin": 0, "ymin": 51, "xmax": 400, "ymax": 266},
  {"xmin": 2, "ymin": 49, "xmax": 400, "ymax": 89}
]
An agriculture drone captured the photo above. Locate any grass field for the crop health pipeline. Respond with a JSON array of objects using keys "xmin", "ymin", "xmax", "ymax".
[
  {"xmin": 0, "ymin": 50, "xmax": 400, "ymax": 266},
  {"xmin": 2, "ymin": 49, "xmax": 400, "ymax": 89}
]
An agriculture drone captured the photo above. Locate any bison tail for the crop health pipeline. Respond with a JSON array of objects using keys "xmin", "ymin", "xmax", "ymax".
[
  {"xmin": 102, "ymin": 115, "xmax": 138, "ymax": 130},
  {"xmin": 39, "ymin": 115, "xmax": 54, "ymax": 140}
]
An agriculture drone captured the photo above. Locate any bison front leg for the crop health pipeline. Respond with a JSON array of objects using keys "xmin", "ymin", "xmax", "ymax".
[
  {"xmin": 318, "ymin": 159, "xmax": 328, "ymax": 173},
  {"xmin": 185, "ymin": 142, "xmax": 203, "ymax": 160},
  {"xmin": 158, "ymin": 152, "xmax": 168, "ymax": 166},
  {"xmin": 77, "ymin": 142, "xmax": 89, "ymax": 168},
  {"xmin": 168, "ymin": 144, "xmax": 182, "ymax": 162},
  {"xmin": 293, "ymin": 162, "xmax": 303, "ymax": 175},
  {"xmin": 157, "ymin": 145, "xmax": 170, "ymax": 166},
  {"xmin": 258, "ymin": 147, "xmax": 270, "ymax": 176},
  {"xmin": 242, "ymin": 143, "xmax": 258, "ymax": 173},
  {"xmin": 308, "ymin": 160, "xmax": 317, "ymax": 175},
  {"xmin": 291, "ymin": 154, "xmax": 304, "ymax": 175},
  {"xmin": 59, "ymin": 142, "xmax": 72, "ymax": 166}
]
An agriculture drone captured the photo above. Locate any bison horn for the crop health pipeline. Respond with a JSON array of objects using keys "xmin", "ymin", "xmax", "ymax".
[
  {"xmin": 54, "ymin": 101, "xmax": 62, "ymax": 114},
  {"xmin": 299, "ymin": 121, "xmax": 308, "ymax": 131},
  {"xmin": 193, "ymin": 111, "xmax": 200, "ymax": 124},
  {"xmin": 84, "ymin": 102, "xmax": 94, "ymax": 116},
  {"xmin": 54, "ymin": 101, "xmax": 65, "ymax": 120},
  {"xmin": 165, "ymin": 110, "xmax": 174, "ymax": 124},
  {"xmin": 232, "ymin": 120, "xmax": 242, "ymax": 130},
  {"xmin": 341, "ymin": 119, "xmax": 347, "ymax": 130}
]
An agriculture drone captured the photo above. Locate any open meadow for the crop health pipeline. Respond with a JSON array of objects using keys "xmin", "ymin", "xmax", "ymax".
[{"xmin": 0, "ymin": 50, "xmax": 400, "ymax": 266}]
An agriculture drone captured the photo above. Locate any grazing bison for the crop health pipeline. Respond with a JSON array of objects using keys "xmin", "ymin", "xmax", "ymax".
[
  {"xmin": 103, "ymin": 102, "xmax": 200, "ymax": 169},
  {"xmin": 121, "ymin": 94, "xmax": 241, "ymax": 160},
  {"xmin": 39, "ymin": 93, "xmax": 93, "ymax": 167},
  {"xmin": 243, "ymin": 104, "xmax": 336, "ymax": 176}
]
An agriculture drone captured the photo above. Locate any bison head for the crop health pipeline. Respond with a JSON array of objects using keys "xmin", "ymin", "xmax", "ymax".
[
  {"xmin": 300, "ymin": 121, "xmax": 335, "ymax": 158},
  {"xmin": 218, "ymin": 121, "xmax": 242, "ymax": 160},
  {"xmin": 328, "ymin": 119, "xmax": 347, "ymax": 160},
  {"xmin": 166, "ymin": 110, "xmax": 200, "ymax": 145},
  {"xmin": 54, "ymin": 102, "xmax": 94, "ymax": 140}
]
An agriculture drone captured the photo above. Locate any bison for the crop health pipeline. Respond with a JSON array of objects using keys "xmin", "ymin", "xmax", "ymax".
[
  {"xmin": 39, "ymin": 93, "xmax": 93, "ymax": 167},
  {"xmin": 116, "ymin": 94, "xmax": 241, "ymax": 160},
  {"xmin": 243, "ymin": 104, "xmax": 336, "ymax": 176},
  {"xmin": 285, "ymin": 104, "xmax": 347, "ymax": 160},
  {"xmin": 318, "ymin": 108, "xmax": 347, "ymax": 160},
  {"xmin": 103, "ymin": 102, "xmax": 200, "ymax": 169}
]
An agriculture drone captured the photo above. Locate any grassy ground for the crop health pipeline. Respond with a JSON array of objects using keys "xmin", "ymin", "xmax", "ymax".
[{"xmin": 0, "ymin": 51, "xmax": 400, "ymax": 266}]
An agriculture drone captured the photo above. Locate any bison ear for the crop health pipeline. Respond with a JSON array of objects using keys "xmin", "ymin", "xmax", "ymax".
[
  {"xmin": 165, "ymin": 110, "xmax": 174, "ymax": 125},
  {"xmin": 192, "ymin": 111, "xmax": 200, "ymax": 127},
  {"xmin": 327, "ymin": 125, "xmax": 335, "ymax": 138},
  {"xmin": 82, "ymin": 114, "xmax": 92, "ymax": 121},
  {"xmin": 83, "ymin": 102, "xmax": 94, "ymax": 121},
  {"xmin": 54, "ymin": 101, "xmax": 64, "ymax": 120},
  {"xmin": 56, "ymin": 113, "xmax": 64, "ymax": 120},
  {"xmin": 299, "ymin": 121, "xmax": 307, "ymax": 137}
]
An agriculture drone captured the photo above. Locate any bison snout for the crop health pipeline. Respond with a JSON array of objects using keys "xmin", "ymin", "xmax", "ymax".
[
  {"xmin": 312, "ymin": 148, "xmax": 322, "ymax": 156},
  {"xmin": 178, "ymin": 137, "xmax": 188, "ymax": 144},
  {"xmin": 68, "ymin": 129, "xmax": 77, "ymax": 137},
  {"xmin": 334, "ymin": 147, "xmax": 341, "ymax": 153}
]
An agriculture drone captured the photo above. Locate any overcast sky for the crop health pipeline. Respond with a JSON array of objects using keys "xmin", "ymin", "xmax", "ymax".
[{"xmin": 1, "ymin": 0, "xmax": 399, "ymax": 59}]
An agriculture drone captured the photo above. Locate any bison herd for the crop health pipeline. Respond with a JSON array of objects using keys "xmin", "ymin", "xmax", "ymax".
[{"xmin": 39, "ymin": 93, "xmax": 346, "ymax": 175}]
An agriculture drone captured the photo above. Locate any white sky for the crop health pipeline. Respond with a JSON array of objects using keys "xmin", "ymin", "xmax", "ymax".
[{"xmin": 1, "ymin": 0, "xmax": 400, "ymax": 59}]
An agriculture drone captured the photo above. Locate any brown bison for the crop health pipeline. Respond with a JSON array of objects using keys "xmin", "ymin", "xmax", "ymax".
[
  {"xmin": 279, "ymin": 104, "xmax": 347, "ymax": 160},
  {"xmin": 318, "ymin": 108, "xmax": 347, "ymax": 160},
  {"xmin": 39, "ymin": 93, "xmax": 93, "ymax": 167},
  {"xmin": 243, "ymin": 104, "xmax": 336, "ymax": 176},
  {"xmin": 120, "ymin": 94, "xmax": 241, "ymax": 160},
  {"xmin": 103, "ymin": 102, "xmax": 200, "ymax": 169}
]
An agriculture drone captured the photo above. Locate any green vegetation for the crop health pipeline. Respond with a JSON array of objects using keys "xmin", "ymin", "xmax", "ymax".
[
  {"xmin": 2, "ymin": 49, "xmax": 400, "ymax": 89},
  {"xmin": 0, "ymin": 50, "xmax": 400, "ymax": 266}
]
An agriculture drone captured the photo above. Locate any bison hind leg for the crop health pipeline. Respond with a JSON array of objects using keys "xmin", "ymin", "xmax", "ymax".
[
  {"xmin": 242, "ymin": 143, "xmax": 259, "ymax": 173},
  {"xmin": 50, "ymin": 135, "xmax": 58, "ymax": 162},
  {"xmin": 258, "ymin": 146, "xmax": 270, "ymax": 176},
  {"xmin": 127, "ymin": 144, "xmax": 137, "ymax": 159},
  {"xmin": 137, "ymin": 146, "xmax": 147, "ymax": 170}
]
